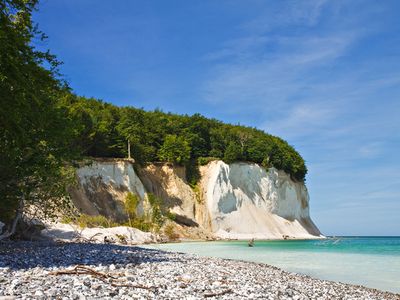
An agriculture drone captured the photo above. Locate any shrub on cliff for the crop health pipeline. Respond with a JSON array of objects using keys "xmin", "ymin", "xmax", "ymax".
[
  {"xmin": 124, "ymin": 192, "xmax": 139, "ymax": 227},
  {"xmin": 76, "ymin": 214, "xmax": 117, "ymax": 228},
  {"xmin": 164, "ymin": 223, "xmax": 179, "ymax": 241}
]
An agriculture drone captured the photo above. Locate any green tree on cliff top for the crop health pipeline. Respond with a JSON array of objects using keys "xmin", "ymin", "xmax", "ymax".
[{"xmin": 158, "ymin": 134, "xmax": 191, "ymax": 165}]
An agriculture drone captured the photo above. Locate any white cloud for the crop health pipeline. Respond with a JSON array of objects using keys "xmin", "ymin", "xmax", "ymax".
[
  {"xmin": 263, "ymin": 104, "xmax": 336, "ymax": 138},
  {"xmin": 203, "ymin": 32, "xmax": 358, "ymax": 108},
  {"xmin": 242, "ymin": 0, "xmax": 329, "ymax": 33},
  {"xmin": 358, "ymin": 143, "xmax": 383, "ymax": 158}
]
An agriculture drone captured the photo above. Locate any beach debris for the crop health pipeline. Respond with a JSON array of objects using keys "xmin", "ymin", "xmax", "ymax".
[
  {"xmin": 204, "ymin": 288, "xmax": 233, "ymax": 298},
  {"xmin": 49, "ymin": 265, "xmax": 153, "ymax": 290}
]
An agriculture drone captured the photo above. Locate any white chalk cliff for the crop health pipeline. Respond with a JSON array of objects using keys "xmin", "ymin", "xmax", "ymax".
[
  {"xmin": 199, "ymin": 161, "xmax": 322, "ymax": 239},
  {"xmin": 70, "ymin": 160, "xmax": 147, "ymax": 222},
  {"xmin": 70, "ymin": 159, "xmax": 322, "ymax": 240}
]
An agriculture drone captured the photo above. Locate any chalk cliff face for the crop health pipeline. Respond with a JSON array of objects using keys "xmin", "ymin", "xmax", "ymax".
[
  {"xmin": 69, "ymin": 159, "xmax": 322, "ymax": 239},
  {"xmin": 199, "ymin": 161, "xmax": 321, "ymax": 239},
  {"xmin": 69, "ymin": 160, "xmax": 146, "ymax": 223},
  {"xmin": 138, "ymin": 163, "xmax": 197, "ymax": 225}
]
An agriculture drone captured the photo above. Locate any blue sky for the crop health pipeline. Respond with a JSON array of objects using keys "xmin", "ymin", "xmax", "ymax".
[{"xmin": 33, "ymin": 0, "xmax": 400, "ymax": 236}]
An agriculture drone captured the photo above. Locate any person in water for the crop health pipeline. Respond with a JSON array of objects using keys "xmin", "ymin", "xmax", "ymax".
[{"xmin": 248, "ymin": 238, "xmax": 255, "ymax": 247}]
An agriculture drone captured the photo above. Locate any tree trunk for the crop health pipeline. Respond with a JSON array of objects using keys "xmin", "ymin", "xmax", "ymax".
[{"xmin": 0, "ymin": 198, "xmax": 24, "ymax": 240}]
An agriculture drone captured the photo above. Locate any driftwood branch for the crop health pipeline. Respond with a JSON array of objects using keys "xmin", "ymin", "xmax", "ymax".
[
  {"xmin": 73, "ymin": 232, "xmax": 103, "ymax": 243},
  {"xmin": 50, "ymin": 265, "xmax": 152, "ymax": 290},
  {"xmin": 50, "ymin": 265, "xmax": 234, "ymax": 296},
  {"xmin": 87, "ymin": 232, "xmax": 103, "ymax": 242},
  {"xmin": 50, "ymin": 265, "xmax": 111, "ymax": 278},
  {"xmin": 204, "ymin": 289, "xmax": 233, "ymax": 298}
]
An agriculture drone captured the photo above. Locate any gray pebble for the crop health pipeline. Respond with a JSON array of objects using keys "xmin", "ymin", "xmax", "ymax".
[{"xmin": 0, "ymin": 241, "xmax": 398, "ymax": 300}]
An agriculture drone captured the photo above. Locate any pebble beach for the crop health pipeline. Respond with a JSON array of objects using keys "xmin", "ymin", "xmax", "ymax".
[{"xmin": 0, "ymin": 242, "xmax": 399, "ymax": 300}]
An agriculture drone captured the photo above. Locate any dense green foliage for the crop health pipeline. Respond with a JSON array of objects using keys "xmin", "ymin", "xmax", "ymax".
[
  {"xmin": 0, "ymin": 0, "xmax": 76, "ymax": 225},
  {"xmin": 61, "ymin": 95, "xmax": 307, "ymax": 181},
  {"xmin": 158, "ymin": 135, "xmax": 191, "ymax": 164}
]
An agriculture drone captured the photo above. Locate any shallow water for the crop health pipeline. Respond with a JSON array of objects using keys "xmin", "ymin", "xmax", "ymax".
[{"xmin": 144, "ymin": 237, "xmax": 400, "ymax": 293}]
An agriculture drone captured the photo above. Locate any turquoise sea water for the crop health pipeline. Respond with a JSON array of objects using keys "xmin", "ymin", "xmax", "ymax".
[{"xmin": 144, "ymin": 237, "xmax": 400, "ymax": 293}]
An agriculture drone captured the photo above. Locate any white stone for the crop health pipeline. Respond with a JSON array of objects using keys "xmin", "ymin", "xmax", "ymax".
[
  {"xmin": 41, "ymin": 223, "xmax": 155, "ymax": 244},
  {"xmin": 34, "ymin": 291, "xmax": 44, "ymax": 297}
]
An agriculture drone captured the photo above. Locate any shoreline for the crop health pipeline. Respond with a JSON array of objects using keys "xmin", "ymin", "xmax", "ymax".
[
  {"xmin": 1, "ymin": 241, "xmax": 398, "ymax": 299},
  {"xmin": 179, "ymin": 236, "xmax": 327, "ymax": 243},
  {"xmin": 41, "ymin": 222, "xmax": 326, "ymax": 244}
]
